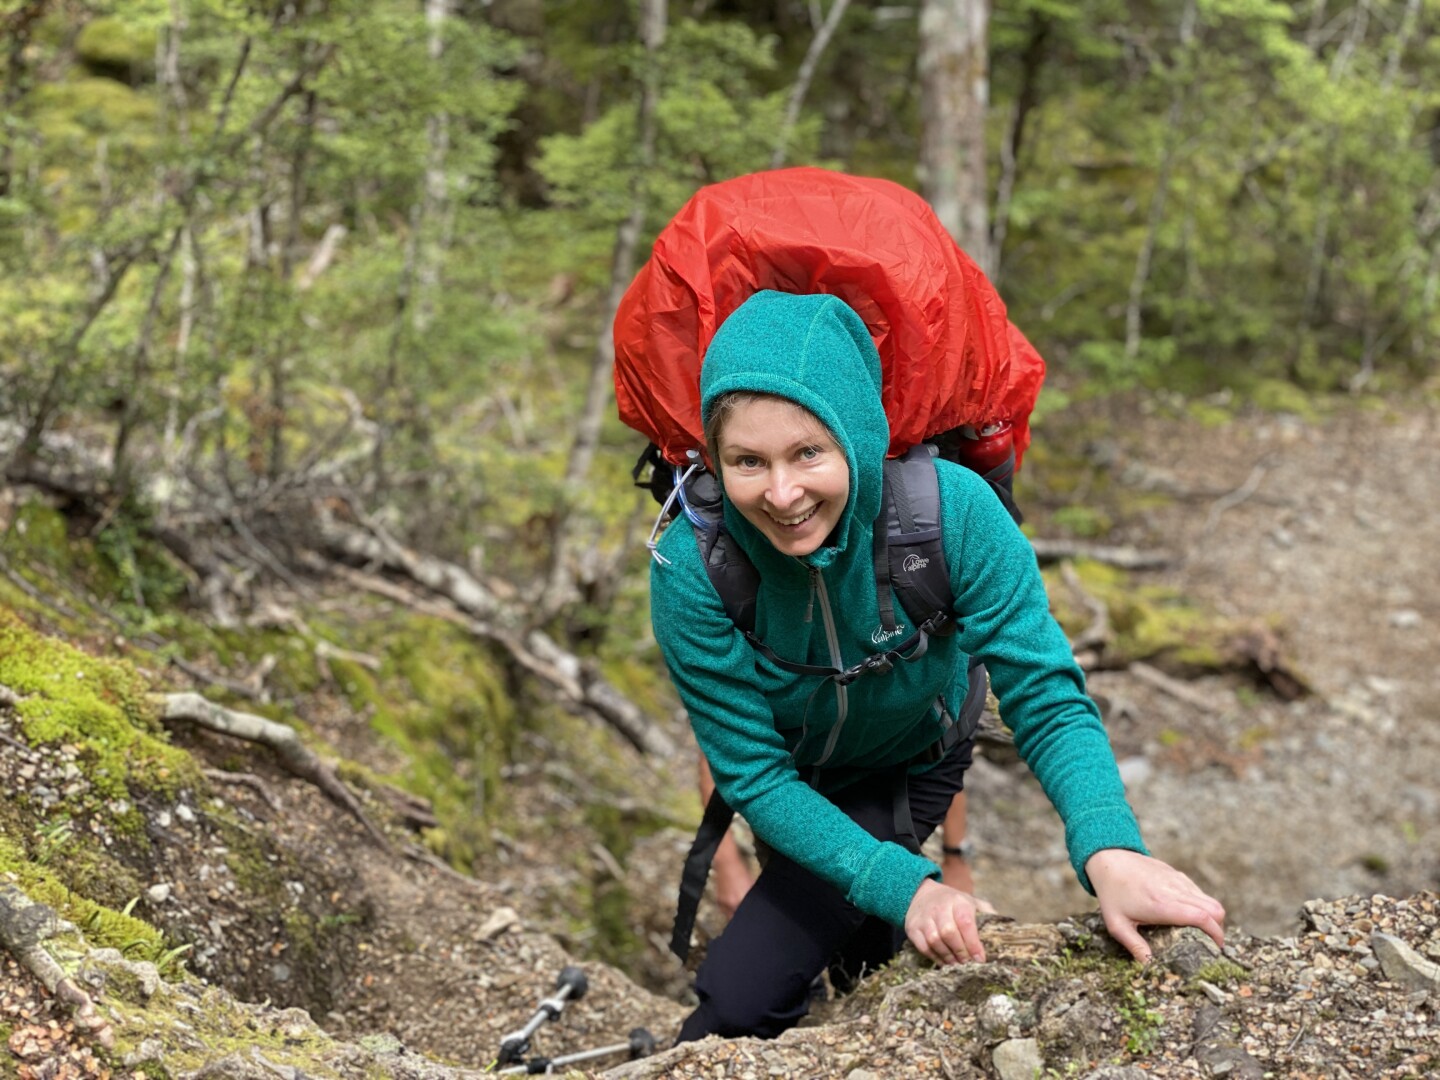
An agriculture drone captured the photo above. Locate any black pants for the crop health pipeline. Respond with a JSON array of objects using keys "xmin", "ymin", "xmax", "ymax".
[{"xmin": 676, "ymin": 734, "xmax": 973, "ymax": 1042}]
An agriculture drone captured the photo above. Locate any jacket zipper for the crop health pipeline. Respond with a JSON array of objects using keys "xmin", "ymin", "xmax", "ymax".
[{"xmin": 810, "ymin": 566, "xmax": 848, "ymax": 767}]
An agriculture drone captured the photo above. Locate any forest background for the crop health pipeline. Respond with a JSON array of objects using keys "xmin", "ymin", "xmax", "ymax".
[
  {"xmin": 1, "ymin": 0, "xmax": 1439, "ymax": 934},
  {"xmin": 5, "ymin": 0, "xmax": 1438, "ymax": 591}
]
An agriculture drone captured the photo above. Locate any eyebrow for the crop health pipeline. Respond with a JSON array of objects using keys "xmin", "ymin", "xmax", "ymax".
[{"xmin": 720, "ymin": 435, "xmax": 829, "ymax": 457}]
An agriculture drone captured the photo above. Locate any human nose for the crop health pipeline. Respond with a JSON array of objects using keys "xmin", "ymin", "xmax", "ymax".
[{"xmin": 766, "ymin": 464, "xmax": 802, "ymax": 509}]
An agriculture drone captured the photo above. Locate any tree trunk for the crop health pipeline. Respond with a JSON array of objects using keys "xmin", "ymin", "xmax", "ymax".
[
  {"xmin": 1123, "ymin": 0, "xmax": 1197, "ymax": 362},
  {"xmin": 538, "ymin": 0, "xmax": 667, "ymax": 622},
  {"xmin": 989, "ymin": 10, "xmax": 1048, "ymax": 286},
  {"xmin": 771, "ymin": 0, "xmax": 853, "ymax": 169},
  {"xmin": 415, "ymin": 0, "xmax": 451, "ymax": 335},
  {"xmin": 918, "ymin": 0, "xmax": 991, "ymax": 274}
]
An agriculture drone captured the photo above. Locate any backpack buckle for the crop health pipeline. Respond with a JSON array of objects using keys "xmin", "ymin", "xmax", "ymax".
[{"xmin": 861, "ymin": 653, "xmax": 894, "ymax": 677}]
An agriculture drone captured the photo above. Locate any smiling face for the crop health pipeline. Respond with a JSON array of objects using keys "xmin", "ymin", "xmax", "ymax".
[{"xmin": 713, "ymin": 395, "xmax": 850, "ymax": 558}]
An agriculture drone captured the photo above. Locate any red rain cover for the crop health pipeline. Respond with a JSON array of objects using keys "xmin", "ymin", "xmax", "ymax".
[{"xmin": 613, "ymin": 167, "xmax": 1046, "ymax": 467}]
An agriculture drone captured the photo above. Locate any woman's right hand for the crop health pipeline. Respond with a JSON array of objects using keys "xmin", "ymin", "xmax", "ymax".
[{"xmin": 904, "ymin": 878, "xmax": 987, "ymax": 965}]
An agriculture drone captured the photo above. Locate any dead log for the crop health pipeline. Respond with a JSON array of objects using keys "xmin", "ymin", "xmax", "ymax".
[
  {"xmin": 158, "ymin": 691, "xmax": 392, "ymax": 850},
  {"xmin": 1030, "ymin": 539, "xmax": 1176, "ymax": 570},
  {"xmin": 0, "ymin": 885, "xmax": 115, "ymax": 1050}
]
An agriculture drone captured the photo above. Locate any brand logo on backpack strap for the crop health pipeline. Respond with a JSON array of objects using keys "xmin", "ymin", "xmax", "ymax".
[
  {"xmin": 871, "ymin": 626, "xmax": 905, "ymax": 645},
  {"xmin": 902, "ymin": 554, "xmax": 929, "ymax": 572}
]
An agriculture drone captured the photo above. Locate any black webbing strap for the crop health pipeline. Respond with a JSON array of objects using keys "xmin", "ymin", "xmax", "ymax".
[
  {"xmin": 670, "ymin": 788, "xmax": 737, "ymax": 960},
  {"xmin": 873, "ymin": 468, "xmax": 897, "ymax": 632},
  {"xmin": 892, "ymin": 774, "xmax": 921, "ymax": 854}
]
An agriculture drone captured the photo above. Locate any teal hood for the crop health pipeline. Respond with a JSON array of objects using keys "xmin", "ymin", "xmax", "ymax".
[{"xmin": 700, "ymin": 291, "xmax": 890, "ymax": 569}]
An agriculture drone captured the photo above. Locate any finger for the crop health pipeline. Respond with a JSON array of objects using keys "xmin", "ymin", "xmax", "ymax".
[
  {"xmin": 929, "ymin": 927, "xmax": 962, "ymax": 966},
  {"xmin": 1104, "ymin": 914, "xmax": 1153, "ymax": 963},
  {"xmin": 1193, "ymin": 912, "xmax": 1226, "ymax": 950},
  {"xmin": 937, "ymin": 926, "xmax": 967, "ymax": 966},
  {"xmin": 958, "ymin": 916, "xmax": 986, "ymax": 964},
  {"xmin": 906, "ymin": 925, "xmax": 937, "ymax": 961}
]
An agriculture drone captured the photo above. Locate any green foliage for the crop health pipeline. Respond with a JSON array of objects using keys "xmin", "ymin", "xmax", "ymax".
[{"xmin": 1118, "ymin": 988, "xmax": 1164, "ymax": 1055}]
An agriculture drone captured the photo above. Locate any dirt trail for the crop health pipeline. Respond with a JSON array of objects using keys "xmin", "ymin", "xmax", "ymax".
[{"xmin": 964, "ymin": 399, "xmax": 1440, "ymax": 936}]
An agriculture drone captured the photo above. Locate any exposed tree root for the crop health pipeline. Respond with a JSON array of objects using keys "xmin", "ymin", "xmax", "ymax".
[
  {"xmin": 202, "ymin": 767, "xmax": 282, "ymax": 811},
  {"xmin": 159, "ymin": 691, "xmax": 392, "ymax": 851},
  {"xmin": 0, "ymin": 885, "xmax": 115, "ymax": 1051}
]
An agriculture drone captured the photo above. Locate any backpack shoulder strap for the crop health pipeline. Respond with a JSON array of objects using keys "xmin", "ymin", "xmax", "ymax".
[
  {"xmin": 875, "ymin": 445, "xmax": 956, "ymax": 637},
  {"xmin": 680, "ymin": 468, "xmax": 762, "ymax": 636}
]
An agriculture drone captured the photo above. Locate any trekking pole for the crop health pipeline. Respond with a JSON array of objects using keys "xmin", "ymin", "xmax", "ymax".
[
  {"xmin": 495, "ymin": 966, "xmax": 589, "ymax": 1067},
  {"xmin": 495, "ymin": 1027, "xmax": 657, "ymax": 1075}
]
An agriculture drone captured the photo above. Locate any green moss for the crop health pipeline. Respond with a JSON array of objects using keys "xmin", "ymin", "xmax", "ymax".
[
  {"xmin": 1046, "ymin": 560, "xmax": 1235, "ymax": 670},
  {"xmin": 1184, "ymin": 399, "xmax": 1238, "ymax": 428},
  {"xmin": 1245, "ymin": 377, "xmax": 1322, "ymax": 420},
  {"xmin": 0, "ymin": 835, "xmax": 172, "ymax": 967},
  {"xmin": 1192, "ymin": 959, "xmax": 1247, "ymax": 985},
  {"xmin": 75, "ymin": 16, "xmax": 159, "ymax": 79},
  {"xmin": 0, "ymin": 607, "xmax": 197, "ymax": 800},
  {"xmin": 321, "ymin": 615, "xmax": 519, "ymax": 871},
  {"xmin": 107, "ymin": 987, "xmax": 339, "ymax": 1076},
  {"xmin": 1051, "ymin": 505, "xmax": 1113, "ymax": 539}
]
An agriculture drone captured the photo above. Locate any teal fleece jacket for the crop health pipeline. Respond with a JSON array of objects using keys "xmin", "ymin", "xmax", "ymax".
[{"xmin": 650, "ymin": 291, "xmax": 1147, "ymax": 928}]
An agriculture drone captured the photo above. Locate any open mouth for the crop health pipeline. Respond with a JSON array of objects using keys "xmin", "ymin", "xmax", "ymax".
[{"xmin": 768, "ymin": 505, "xmax": 819, "ymax": 528}]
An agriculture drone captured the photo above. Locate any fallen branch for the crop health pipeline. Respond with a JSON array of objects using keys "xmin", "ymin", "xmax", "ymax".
[
  {"xmin": 0, "ymin": 680, "xmax": 22, "ymax": 708},
  {"xmin": 159, "ymin": 691, "xmax": 391, "ymax": 850},
  {"xmin": 1061, "ymin": 562, "xmax": 1111, "ymax": 657},
  {"xmin": 315, "ymin": 639, "xmax": 382, "ymax": 680},
  {"xmin": 1030, "ymin": 539, "xmax": 1176, "ymax": 570},
  {"xmin": 317, "ymin": 508, "xmax": 501, "ymax": 620},
  {"xmin": 0, "ymin": 885, "xmax": 115, "ymax": 1050},
  {"xmin": 1128, "ymin": 661, "xmax": 1217, "ymax": 713},
  {"xmin": 314, "ymin": 525, "xmax": 677, "ymax": 758}
]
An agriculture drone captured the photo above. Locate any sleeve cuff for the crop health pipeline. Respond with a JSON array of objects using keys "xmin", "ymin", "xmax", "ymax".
[
  {"xmin": 1066, "ymin": 807, "xmax": 1149, "ymax": 894},
  {"xmin": 849, "ymin": 842, "xmax": 943, "ymax": 927}
]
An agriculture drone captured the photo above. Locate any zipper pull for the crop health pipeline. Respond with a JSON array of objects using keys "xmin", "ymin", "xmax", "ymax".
[{"xmin": 805, "ymin": 567, "xmax": 817, "ymax": 623}]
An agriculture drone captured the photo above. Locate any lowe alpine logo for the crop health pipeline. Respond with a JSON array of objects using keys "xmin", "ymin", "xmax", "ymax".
[
  {"xmin": 902, "ymin": 553, "xmax": 930, "ymax": 572},
  {"xmin": 872, "ymin": 626, "xmax": 905, "ymax": 645}
]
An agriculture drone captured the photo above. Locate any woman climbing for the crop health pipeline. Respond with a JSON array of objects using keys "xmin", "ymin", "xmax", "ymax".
[{"xmin": 647, "ymin": 289, "xmax": 1225, "ymax": 1042}]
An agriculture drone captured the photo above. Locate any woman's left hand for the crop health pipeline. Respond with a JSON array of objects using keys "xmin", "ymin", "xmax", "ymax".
[{"xmin": 1084, "ymin": 848, "xmax": 1226, "ymax": 963}]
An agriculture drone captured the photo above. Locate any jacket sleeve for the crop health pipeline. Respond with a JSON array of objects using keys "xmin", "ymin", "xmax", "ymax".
[
  {"xmin": 650, "ymin": 524, "xmax": 939, "ymax": 927},
  {"xmin": 937, "ymin": 463, "xmax": 1149, "ymax": 893}
]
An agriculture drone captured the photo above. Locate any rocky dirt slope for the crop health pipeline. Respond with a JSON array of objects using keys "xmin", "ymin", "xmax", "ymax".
[{"xmin": 2, "ymin": 396, "xmax": 1438, "ymax": 1078}]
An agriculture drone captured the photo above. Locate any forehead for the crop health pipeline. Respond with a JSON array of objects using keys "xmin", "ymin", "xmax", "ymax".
[{"xmin": 719, "ymin": 397, "xmax": 829, "ymax": 446}]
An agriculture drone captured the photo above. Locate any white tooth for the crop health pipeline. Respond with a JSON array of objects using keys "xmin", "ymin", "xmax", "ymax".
[{"xmin": 773, "ymin": 507, "xmax": 817, "ymax": 526}]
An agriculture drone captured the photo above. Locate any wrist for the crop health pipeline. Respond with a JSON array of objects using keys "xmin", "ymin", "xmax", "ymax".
[{"xmin": 941, "ymin": 839, "xmax": 974, "ymax": 861}]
